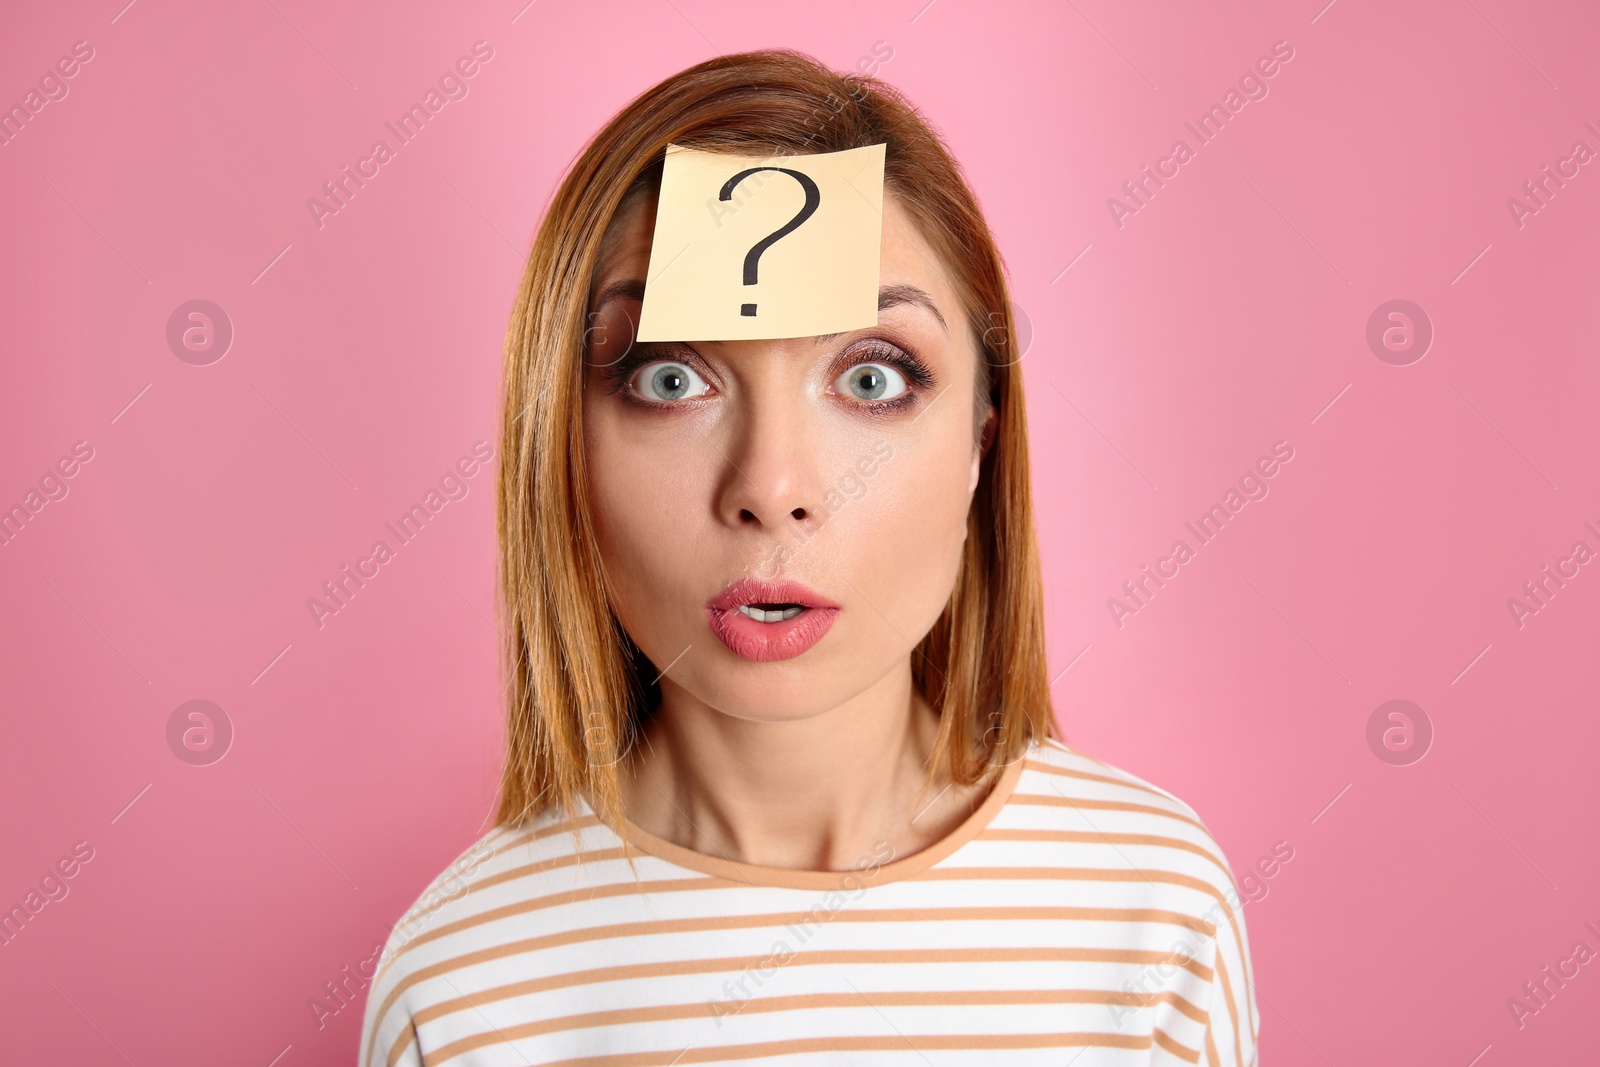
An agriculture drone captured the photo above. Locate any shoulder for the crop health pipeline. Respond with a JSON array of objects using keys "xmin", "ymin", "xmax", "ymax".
[
  {"xmin": 1004, "ymin": 739, "xmax": 1254, "ymax": 1055},
  {"xmin": 1006, "ymin": 737, "xmax": 1260, "ymax": 1061},
  {"xmin": 1017, "ymin": 735, "xmax": 1214, "ymax": 819},
  {"xmin": 1003, "ymin": 736, "xmax": 1248, "ymax": 940},
  {"xmin": 357, "ymin": 804, "xmax": 616, "ymax": 1067}
]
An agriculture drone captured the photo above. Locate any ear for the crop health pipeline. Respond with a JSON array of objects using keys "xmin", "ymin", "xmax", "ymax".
[{"xmin": 969, "ymin": 407, "xmax": 997, "ymax": 494}]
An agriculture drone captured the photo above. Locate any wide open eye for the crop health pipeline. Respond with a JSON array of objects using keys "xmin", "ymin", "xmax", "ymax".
[
  {"xmin": 834, "ymin": 362, "xmax": 909, "ymax": 403},
  {"xmin": 630, "ymin": 361, "xmax": 712, "ymax": 403}
]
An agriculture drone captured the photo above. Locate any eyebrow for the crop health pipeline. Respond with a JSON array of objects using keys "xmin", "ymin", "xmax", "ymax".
[
  {"xmin": 595, "ymin": 279, "xmax": 646, "ymax": 307},
  {"xmin": 591, "ymin": 281, "xmax": 949, "ymax": 341},
  {"xmin": 818, "ymin": 284, "xmax": 948, "ymax": 341}
]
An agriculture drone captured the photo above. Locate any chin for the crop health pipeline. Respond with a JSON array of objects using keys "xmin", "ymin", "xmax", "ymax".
[
  {"xmin": 679, "ymin": 661, "xmax": 853, "ymax": 724},
  {"xmin": 717, "ymin": 699, "xmax": 831, "ymax": 725},
  {"xmin": 712, "ymin": 634, "xmax": 922, "ymax": 725}
]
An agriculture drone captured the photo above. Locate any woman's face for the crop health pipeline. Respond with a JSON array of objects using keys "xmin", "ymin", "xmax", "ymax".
[{"xmin": 583, "ymin": 185, "xmax": 991, "ymax": 723}]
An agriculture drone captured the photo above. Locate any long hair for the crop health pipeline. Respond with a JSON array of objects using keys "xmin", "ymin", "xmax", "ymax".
[{"xmin": 494, "ymin": 48, "xmax": 1058, "ymax": 854}]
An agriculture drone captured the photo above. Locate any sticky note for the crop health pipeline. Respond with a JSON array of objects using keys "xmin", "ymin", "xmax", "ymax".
[{"xmin": 635, "ymin": 142, "xmax": 887, "ymax": 342}]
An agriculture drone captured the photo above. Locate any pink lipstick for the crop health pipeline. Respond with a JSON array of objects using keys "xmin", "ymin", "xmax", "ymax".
[{"xmin": 705, "ymin": 577, "xmax": 841, "ymax": 662}]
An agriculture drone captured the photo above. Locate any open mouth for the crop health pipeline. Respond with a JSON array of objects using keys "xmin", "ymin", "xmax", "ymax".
[
  {"xmin": 706, "ymin": 578, "xmax": 841, "ymax": 661},
  {"xmin": 736, "ymin": 602, "xmax": 807, "ymax": 622}
]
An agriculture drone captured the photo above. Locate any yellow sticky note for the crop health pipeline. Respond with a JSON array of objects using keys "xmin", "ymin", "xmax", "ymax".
[{"xmin": 635, "ymin": 142, "xmax": 887, "ymax": 342}]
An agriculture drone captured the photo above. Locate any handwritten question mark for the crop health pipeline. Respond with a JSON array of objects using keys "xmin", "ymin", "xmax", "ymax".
[{"xmin": 717, "ymin": 166, "xmax": 821, "ymax": 317}]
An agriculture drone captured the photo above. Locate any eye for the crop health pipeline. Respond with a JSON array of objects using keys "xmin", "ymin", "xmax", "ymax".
[
  {"xmin": 629, "ymin": 360, "xmax": 711, "ymax": 403},
  {"xmin": 835, "ymin": 361, "xmax": 909, "ymax": 403}
]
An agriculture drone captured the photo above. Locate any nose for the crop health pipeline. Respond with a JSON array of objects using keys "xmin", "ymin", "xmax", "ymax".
[{"xmin": 714, "ymin": 384, "xmax": 824, "ymax": 534}]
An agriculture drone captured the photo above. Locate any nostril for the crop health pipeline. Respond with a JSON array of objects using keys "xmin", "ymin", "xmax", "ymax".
[{"xmin": 791, "ymin": 507, "xmax": 806, "ymax": 519}]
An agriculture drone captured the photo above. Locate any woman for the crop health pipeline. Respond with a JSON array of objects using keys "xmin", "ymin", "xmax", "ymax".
[{"xmin": 361, "ymin": 49, "xmax": 1258, "ymax": 1066}]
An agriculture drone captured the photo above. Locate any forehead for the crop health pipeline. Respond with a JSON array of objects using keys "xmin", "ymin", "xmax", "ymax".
[{"xmin": 590, "ymin": 185, "xmax": 963, "ymax": 326}]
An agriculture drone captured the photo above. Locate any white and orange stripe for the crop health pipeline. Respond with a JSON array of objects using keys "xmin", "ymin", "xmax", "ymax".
[{"xmin": 359, "ymin": 737, "xmax": 1259, "ymax": 1065}]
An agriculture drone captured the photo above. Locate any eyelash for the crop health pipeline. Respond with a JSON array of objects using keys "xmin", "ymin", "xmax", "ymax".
[{"xmin": 597, "ymin": 340, "xmax": 938, "ymax": 415}]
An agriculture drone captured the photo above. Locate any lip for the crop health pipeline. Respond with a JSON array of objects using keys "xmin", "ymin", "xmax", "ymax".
[{"xmin": 705, "ymin": 577, "xmax": 841, "ymax": 662}]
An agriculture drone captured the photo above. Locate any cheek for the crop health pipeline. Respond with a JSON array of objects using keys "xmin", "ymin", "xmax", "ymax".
[
  {"xmin": 833, "ymin": 430, "xmax": 973, "ymax": 621},
  {"xmin": 581, "ymin": 402, "xmax": 706, "ymax": 634},
  {"xmin": 580, "ymin": 381, "xmax": 979, "ymax": 683}
]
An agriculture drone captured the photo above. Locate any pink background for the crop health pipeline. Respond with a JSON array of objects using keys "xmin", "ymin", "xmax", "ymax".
[{"xmin": 2, "ymin": 0, "xmax": 1597, "ymax": 1062}]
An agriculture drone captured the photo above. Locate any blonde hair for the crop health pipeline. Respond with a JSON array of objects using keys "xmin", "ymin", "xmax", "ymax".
[{"xmin": 494, "ymin": 49, "xmax": 1059, "ymax": 853}]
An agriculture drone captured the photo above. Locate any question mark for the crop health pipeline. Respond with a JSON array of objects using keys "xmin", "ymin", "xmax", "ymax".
[{"xmin": 717, "ymin": 166, "xmax": 821, "ymax": 317}]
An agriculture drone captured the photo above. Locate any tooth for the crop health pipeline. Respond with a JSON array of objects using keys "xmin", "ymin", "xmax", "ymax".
[{"xmin": 737, "ymin": 604, "xmax": 807, "ymax": 622}]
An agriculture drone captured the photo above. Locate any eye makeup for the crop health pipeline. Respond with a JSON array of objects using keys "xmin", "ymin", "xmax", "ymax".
[{"xmin": 594, "ymin": 336, "xmax": 941, "ymax": 417}]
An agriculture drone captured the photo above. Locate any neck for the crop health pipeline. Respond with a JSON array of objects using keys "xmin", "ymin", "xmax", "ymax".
[{"xmin": 619, "ymin": 667, "xmax": 995, "ymax": 872}]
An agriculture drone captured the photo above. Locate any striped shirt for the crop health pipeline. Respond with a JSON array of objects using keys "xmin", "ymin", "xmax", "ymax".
[{"xmin": 359, "ymin": 736, "xmax": 1259, "ymax": 1066}]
